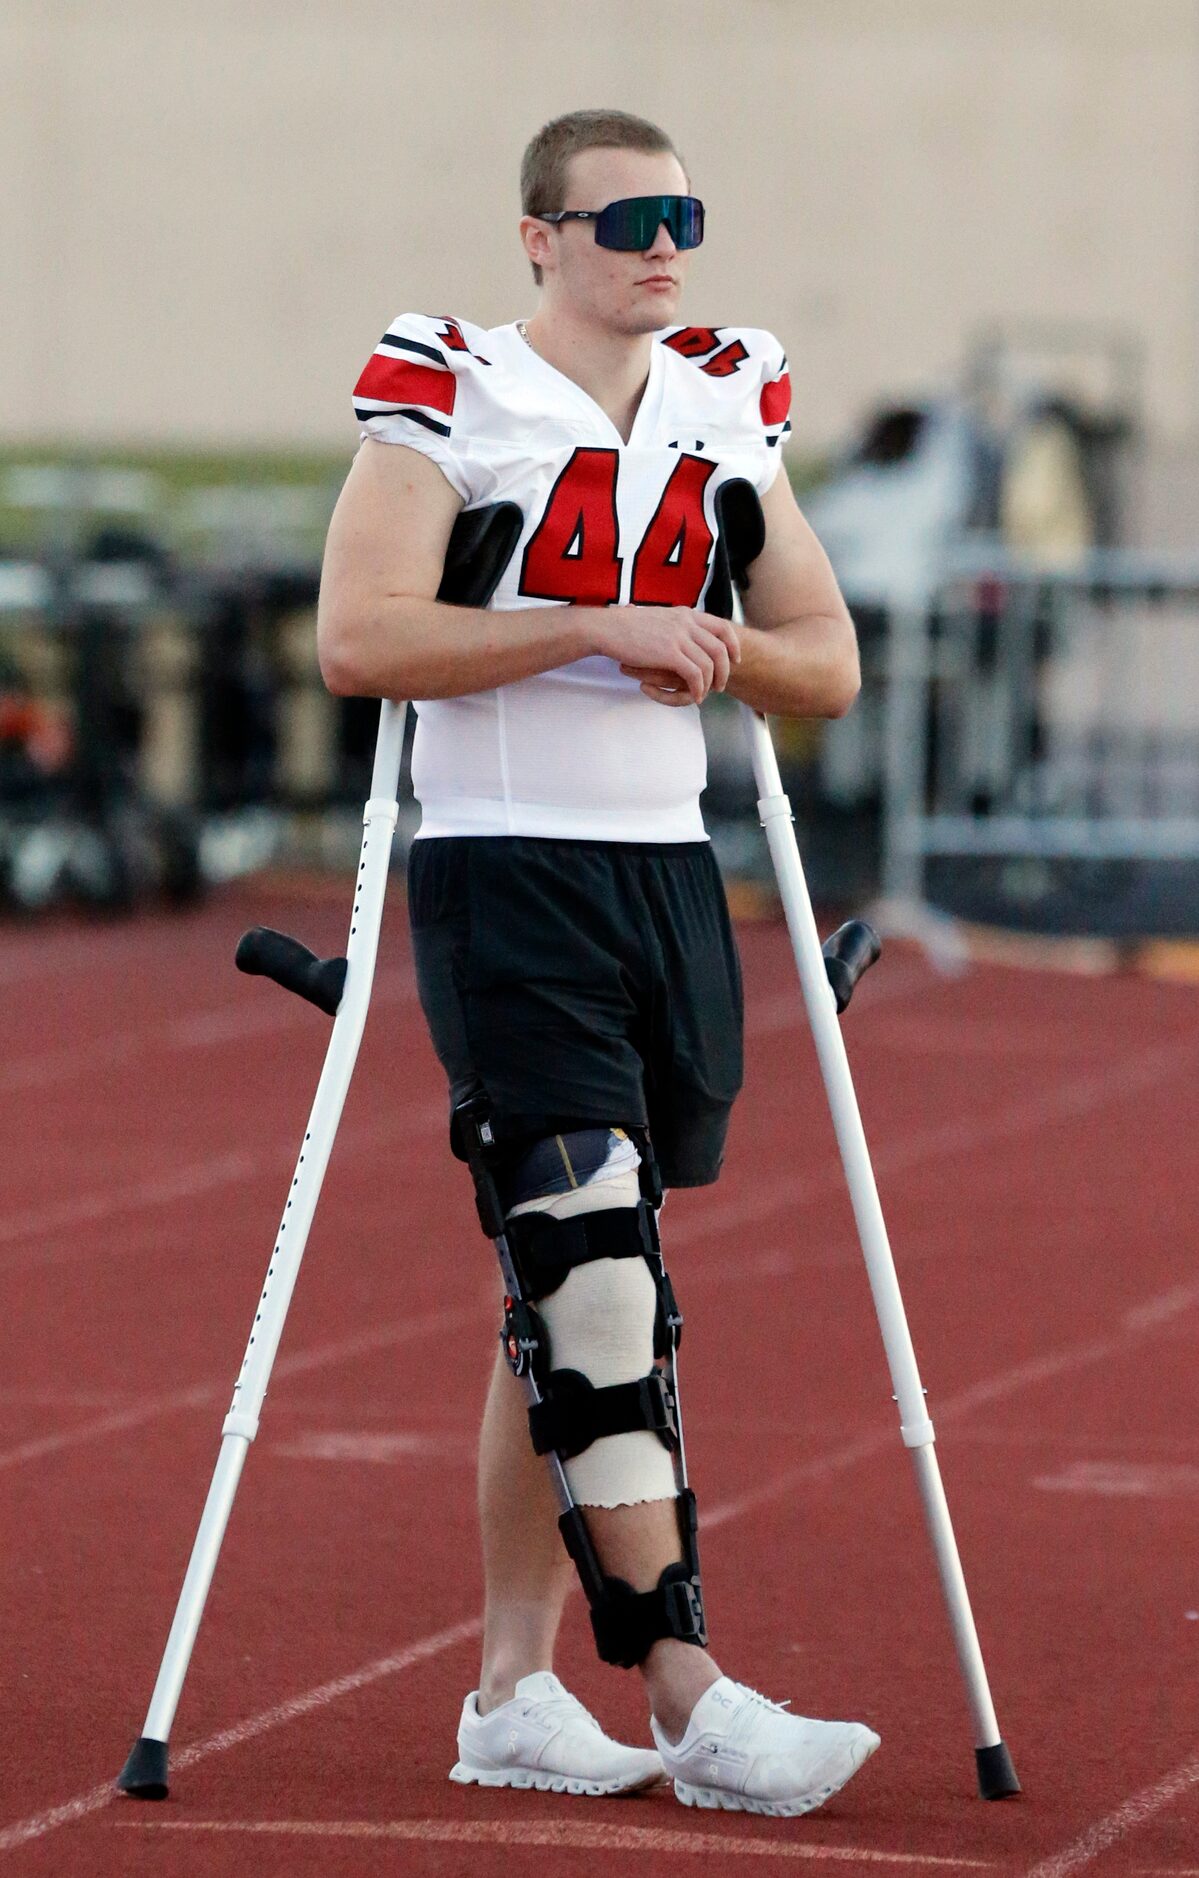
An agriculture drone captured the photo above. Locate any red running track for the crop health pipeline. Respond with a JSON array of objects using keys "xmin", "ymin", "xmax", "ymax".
[{"xmin": 1, "ymin": 886, "xmax": 1198, "ymax": 1877}]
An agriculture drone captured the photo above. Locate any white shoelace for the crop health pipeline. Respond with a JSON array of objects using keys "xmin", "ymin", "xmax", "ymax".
[
  {"xmin": 521, "ymin": 1689, "xmax": 602, "ymax": 1734},
  {"xmin": 722, "ymin": 1685, "xmax": 794, "ymax": 1753}
]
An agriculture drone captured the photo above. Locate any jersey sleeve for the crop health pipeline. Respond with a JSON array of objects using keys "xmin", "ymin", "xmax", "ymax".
[
  {"xmin": 741, "ymin": 330, "xmax": 793, "ymax": 497},
  {"xmin": 660, "ymin": 324, "xmax": 793, "ymax": 494},
  {"xmin": 757, "ymin": 333, "xmax": 793, "ymax": 456},
  {"xmin": 352, "ymin": 313, "xmax": 481, "ymax": 503}
]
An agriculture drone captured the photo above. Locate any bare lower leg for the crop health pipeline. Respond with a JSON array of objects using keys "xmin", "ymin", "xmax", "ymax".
[
  {"xmin": 477, "ymin": 1363, "xmax": 717, "ymax": 1733},
  {"xmin": 586, "ymin": 1500, "xmax": 721, "ymax": 1741},
  {"xmin": 477, "ymin": 1346, "xmax": 574, "ymax": 1714}
]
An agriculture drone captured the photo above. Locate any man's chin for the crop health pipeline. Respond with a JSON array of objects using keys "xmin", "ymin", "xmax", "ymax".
[{"xmin": 617, "ymin": 302, "xmax": 680, "ymax": 335}]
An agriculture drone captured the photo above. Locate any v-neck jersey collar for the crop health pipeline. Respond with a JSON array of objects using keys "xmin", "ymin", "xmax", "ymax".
[{"xmin": 492, "ymin": 321, "xmax": 666, "ymax": 447}]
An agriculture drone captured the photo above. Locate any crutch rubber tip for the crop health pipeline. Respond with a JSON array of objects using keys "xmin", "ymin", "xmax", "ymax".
[
  {"xmin": 975, "ymin": 1741, "xmax": 1021, "ymax": 1799},
  {"xmin": 116, "ymin": 1735, "xmax": 169, "ymax": 1800}
]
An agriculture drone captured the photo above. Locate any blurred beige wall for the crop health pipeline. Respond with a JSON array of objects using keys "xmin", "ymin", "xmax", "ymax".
[{"xmin": 4, "ymin": 0, "xmax": 1197, "ymax": 453}]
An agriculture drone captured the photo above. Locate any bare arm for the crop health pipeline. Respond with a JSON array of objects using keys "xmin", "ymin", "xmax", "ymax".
[
  {"xmin": 725, "ymin": 467, "xmax": 860, "ymax": 719},
  {"xmin": 318, "ymin": 441, "xmax": 585, "ymax": 699},
  {"xmin": 317, "ymin": 440, "xmax": 740, "ymax": 706}
]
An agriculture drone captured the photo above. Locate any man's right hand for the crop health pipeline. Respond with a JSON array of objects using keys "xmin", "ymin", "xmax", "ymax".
[{"xmin": 587, "ymin": 607, "xmax": 742, "ymax": 707}]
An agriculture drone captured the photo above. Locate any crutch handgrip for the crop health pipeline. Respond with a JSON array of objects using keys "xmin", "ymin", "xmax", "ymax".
[
  {"xmin": 821, "ymin": 919, "xmax": 882, "ymax": 1013},
  {"xmin": 235, "ymin": 926, "xmax": 347, "ymax": 1017}
]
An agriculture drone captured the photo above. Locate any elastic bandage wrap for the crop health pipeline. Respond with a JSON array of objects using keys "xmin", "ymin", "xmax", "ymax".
[{"xmin": 505, "ymin": 1130, "xmax": 677, "ymax": 1509}]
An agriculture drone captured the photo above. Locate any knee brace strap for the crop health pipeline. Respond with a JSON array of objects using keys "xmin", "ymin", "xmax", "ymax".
[
  {"xmin": 559, "ymin": 1489, "xmax": 707, "ymax": 1669},
  {"xmin": 506, "ymin": 1202, "xmax": 682, "ymax": 1361},
  {"xmin": 506, "ymin": 1202, "xmax": 656, "ymax": 1301},
  {"xmin": 528, "ymin": 1366, "xmax": 678, "ymax": 1460}
]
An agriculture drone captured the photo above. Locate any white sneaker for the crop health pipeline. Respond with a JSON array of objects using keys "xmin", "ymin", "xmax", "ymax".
[
  {"xmin": 651, "ymin": 1676, "xmax": 880, "ymax": 1817},
  {"xmin": 450, "ymin": 1670, "xmax": 666, "ymax": 1797}
]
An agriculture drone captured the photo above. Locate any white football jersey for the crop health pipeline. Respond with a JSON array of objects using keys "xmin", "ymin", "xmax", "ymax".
[{"xmin": 353, "ymin": 314, "xmax": 791, "ymax": 842}]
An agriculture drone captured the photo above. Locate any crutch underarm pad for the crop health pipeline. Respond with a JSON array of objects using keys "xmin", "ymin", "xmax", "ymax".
[
  {"xmin": 822, "ymin": 919, "xmax": 882, "ymax": 1013},
  {"xmin": 528, "ymin": 1366, "xmax": 678, "ymax": 1460},
  {"xmin": 559, "ymin": 1489, "xmax": 707, "ymax": 1668},
  {"xmin": 235, "ymin": 927, "xmax": 347, "ymax": 1017}
]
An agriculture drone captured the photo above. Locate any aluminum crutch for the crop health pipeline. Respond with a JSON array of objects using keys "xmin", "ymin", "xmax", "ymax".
[
  {"xmin": 740, "ymin": 699, "xmax": 1020, "ymax": 1800},
  {"xmin": 116, "ymin": 501, "xmax": 523, "ymax": 1800},
  {"xmin": 115, "ymin": 697, "xmax": 409, "ymax": 1799}
]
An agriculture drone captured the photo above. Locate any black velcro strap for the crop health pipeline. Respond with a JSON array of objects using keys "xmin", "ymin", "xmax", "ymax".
[
  {"xmin": 528, "ymin": 1367, "xmax": 676, "ymax": 1460},
  {"xmin": 586, "ymin": 1561, "xmax": 707, "ymax": 1668},
  {"xmin": 557, "ymin": 1491, "xmax": 706, "ymax": 1669},
  {"xmin": 506, "ymin": 1203, "xmax": 653, "ymax": 1300}
]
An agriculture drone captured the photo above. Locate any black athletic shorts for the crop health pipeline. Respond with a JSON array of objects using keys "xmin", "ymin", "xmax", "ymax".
[{"xmin": 407, "ymin": 835, "xmax": 743, "ymax": 1188}]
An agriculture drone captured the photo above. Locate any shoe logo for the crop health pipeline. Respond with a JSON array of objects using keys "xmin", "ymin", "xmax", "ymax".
[
  {"xmin": 711, "ymin": 1691, "xmax": 733, "ymax": 1709},
  {"xmin": 708, "ymin": 1761, "xmax": 720, "ymax": 1779},
  {"xmin": 507, "ymin": 1731, "xmax": 519, "ymax": 1757}
]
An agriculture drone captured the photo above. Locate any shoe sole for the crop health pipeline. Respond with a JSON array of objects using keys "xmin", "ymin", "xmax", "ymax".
[
  {"xmin": 450, "ymin": 1761, "xmax": 666, "ymax": 1798},
  {"xmin": 672, "ymin": 1737, "xmax": 881, "ymax": 1818}
]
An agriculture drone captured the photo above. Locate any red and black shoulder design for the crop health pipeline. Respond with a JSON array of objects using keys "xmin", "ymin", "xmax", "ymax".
[
  {"xmin": 662, "ymin": 326, "xmax": 752, "ymax": 380},
  {"xmin": 758, "ymin": 348, "xmax": 792, "ymax": 449},
  {"xmin": 353, "ymin": 314, "xmax": 488, "ymax": 440},
  {"xmin": 661, "ymin": 325, "xmax": 792, "ymax": 448}
]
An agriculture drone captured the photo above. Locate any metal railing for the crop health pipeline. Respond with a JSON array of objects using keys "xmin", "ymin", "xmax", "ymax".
[{"xmin": 879, "ymin": 547, "xmax": 1199, "ymax": 929}]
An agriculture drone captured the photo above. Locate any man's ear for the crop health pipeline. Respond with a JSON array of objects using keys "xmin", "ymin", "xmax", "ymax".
[{"xmin": 520, "ymin": 216, "xmax": 554, "ymax": 276}]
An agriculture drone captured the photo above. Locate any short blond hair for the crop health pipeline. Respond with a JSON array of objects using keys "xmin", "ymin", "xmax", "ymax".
[{"xmin": 520, "ymin": 109, "xmax": 684, "ymax": 285}]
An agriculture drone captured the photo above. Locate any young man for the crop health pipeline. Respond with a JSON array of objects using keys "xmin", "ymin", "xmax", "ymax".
[{"xmin": 318, "ymin": 109, "xmax": 879, "ymax": 1818}]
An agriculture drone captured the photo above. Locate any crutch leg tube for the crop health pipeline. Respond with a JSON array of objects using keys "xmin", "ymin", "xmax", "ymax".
[
  {"xmin": 116, "ymin": 700, "xmax": 408, "ymax": 1798},
  {"xmin": 741, "ymin": 702, "xmax": 1020, "ymax": 1800},
  {"xmin": 115, "ymin": 503, "xmax": 524, "ymax": 1799}
]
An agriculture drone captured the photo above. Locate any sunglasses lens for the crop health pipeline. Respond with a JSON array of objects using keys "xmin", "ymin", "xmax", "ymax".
[
  {"xmin": 670, "ymin": 198, "xmax": 704, "ymax": 249},
  {"xmin": 596, "ymin": 197, "xmax": 705, "ymax": 251}
]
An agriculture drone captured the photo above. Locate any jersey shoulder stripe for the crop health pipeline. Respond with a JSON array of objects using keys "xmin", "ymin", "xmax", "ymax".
[
  {"xmin": 353, "ymin": 313, "xmax": 491, "ymax": 442},
  {"xmin": 355, "ymin": 354, "xmax": 456, "ymax": 417},
  {"xmin": 353, "ymin": 312, "xmax": 494, "ymax": 500}
]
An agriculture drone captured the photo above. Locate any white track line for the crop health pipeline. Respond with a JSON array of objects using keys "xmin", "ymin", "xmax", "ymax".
[
  {"xmin": 0, "ymin": 1616, "xmax": 481, "ymax": 1855},
  {"xmin": 0, "ymin": 992, "xmax": 1193, "ymax": 1849},
  {"xmin": 0, "ymin": 1303, "xmax": 482, "ymax": 1471},
  {"xmin": 0, "ymin": 966, "xmax": 415, "ymax": 1099},
  {"xmin": 1023, "ymin": 1744, "xmax": 1199, "ymax": 1876},
  {"xmin": 5, "ymin": 1009, "xmax": 1191, "ymax": 1280},
  {"xmin": 109, "ymin": 1816, "xmax": 994, "ymax": 1866},
  {"xmin": 5, "ymin": 1124, "xmax": 1199, "ymax": 1476},
  {"xmin": 0, "ymin": 1093, "xmax": 441, "ymax": 1272},
  {"xmin": 0, "ymin": 955, "xmax": 913, "ymax": 1260},
  {"xmin": 692, "ymin": 1030, "xmax": 1199, "ymax": 1244},
  {"xmin": 699, "ymin": 1278, "xmax": 1199, "ymax": 1531},
  {"xmin": 5, "ymin": 1275, "xmax": 1199, "ymax": 1856},
  {"xmin": 0, "ymin": 1151, "xmax": 257, "ymax": 1258}
]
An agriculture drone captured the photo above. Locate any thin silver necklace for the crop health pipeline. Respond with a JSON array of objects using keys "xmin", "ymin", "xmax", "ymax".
[{"xmin": 516, "ymin": 319, "xmax": 533, "ymax": 349}]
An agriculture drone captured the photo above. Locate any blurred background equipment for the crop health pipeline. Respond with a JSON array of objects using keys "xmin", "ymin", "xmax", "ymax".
[
  {"xmin": 2, "ymin": 394, "xmax": 1197, "ymax": 936},
  {"xmin": 4, "ymin": 0, "xmax": 1198, "ymax": 937}
]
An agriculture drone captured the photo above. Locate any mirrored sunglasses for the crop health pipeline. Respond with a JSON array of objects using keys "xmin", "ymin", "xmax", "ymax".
[{"xmin": 537, "ymin": 195, "xmax": 705, "ymax": 252}]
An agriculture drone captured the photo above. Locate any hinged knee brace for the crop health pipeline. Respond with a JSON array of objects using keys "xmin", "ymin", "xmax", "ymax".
[{"xmin": 456, "ymin": 1098, "xmax": 706, "ymax": 1668}]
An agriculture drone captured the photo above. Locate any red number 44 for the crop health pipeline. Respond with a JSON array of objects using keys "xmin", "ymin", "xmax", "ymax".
[{"xmin": 518, "ymin": 449, "xmax": 716, "ymax": 609}]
